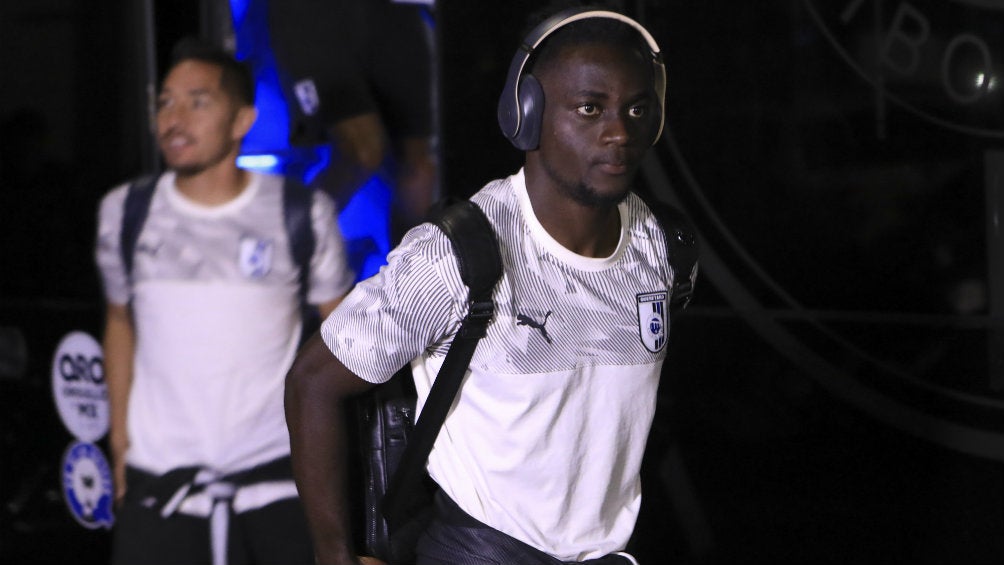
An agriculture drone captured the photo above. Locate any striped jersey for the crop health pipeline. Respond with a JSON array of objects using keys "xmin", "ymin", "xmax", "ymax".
[{"xmin": 322, "ymin": 168, "xmax": 688, "ymax": 561}]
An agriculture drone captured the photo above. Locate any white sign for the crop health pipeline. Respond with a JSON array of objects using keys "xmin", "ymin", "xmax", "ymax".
[{"xmin": 51, "ymin": 331, "xmax": 109, "ymax": 442}]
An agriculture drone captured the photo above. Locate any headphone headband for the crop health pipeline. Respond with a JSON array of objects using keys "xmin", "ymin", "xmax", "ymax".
[{"xmin": 498, "ymin": 8, "xmax": 667, "ymax": 150}]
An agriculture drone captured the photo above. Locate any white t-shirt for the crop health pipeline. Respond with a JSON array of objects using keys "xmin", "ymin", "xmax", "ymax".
[
  {"xmin": 96, "ymin": 171, "xmax": 354, "ymax": 477},
  {"xmin": 322, "ymin": 169, "xmax": 689, "ymax": 561}
]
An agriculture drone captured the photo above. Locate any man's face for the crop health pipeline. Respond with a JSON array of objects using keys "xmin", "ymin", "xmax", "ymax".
[
  {"xmin": 156, "ymin": 60, "xmax": 251, "ymax": 177},
  {"xmin": 533, "ymin": 42, "xmax": 659, "ymax": 207}
]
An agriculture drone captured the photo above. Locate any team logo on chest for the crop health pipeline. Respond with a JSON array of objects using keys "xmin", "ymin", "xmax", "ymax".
[
  {"xmin": 239, "ymin": 236, "xmax": 274, "ymax": 279},
  {"xmin": 636, "ymin": 291, "xmax": 668, "ymax": 353}
]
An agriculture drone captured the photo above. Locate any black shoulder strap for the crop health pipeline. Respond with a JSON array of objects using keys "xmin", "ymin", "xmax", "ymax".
[
  {"xmin": 282, "ymin": 176, "xmax": 316, "ymax": 320},
  {"xmin": 120, "ymin": 174, "xmax": 159, "ymax": 281},
  {"xmin": 381, "ymin": 199, "xmax": 502, "ymax": 530},
  {"xmin": 640, "ymin": 195, "xmax": 699, "ymax": 312},
  {"xmin": 121, "ymin": 173, "xmax": 317, "ymax": 321}
]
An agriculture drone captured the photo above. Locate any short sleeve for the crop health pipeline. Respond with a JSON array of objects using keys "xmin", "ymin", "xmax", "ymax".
[
  {"xmin": 94, "ymin": 183, "xmax": 131, "ymax": 306},
  {"xmin": 319, "ymin": 223, "xmax": 467, "ymax": 383}
]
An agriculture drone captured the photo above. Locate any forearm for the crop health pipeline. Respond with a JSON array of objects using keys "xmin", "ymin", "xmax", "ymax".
[
  {"xmin": 102, "ymin": 304, "xmax": 134, "ymax": 457},
  {"xmin": 286, "ymin": 333, "xmax": 373, "ymax": 565},
  {"xmin": 102, "ymin": 303, "xmax": 135, "ymax": 501}
]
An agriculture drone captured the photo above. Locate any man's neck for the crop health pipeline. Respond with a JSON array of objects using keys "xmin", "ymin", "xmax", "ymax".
[
  {"xmin": 174, "ymin": 159, "xmax": 249, "ymax": 206},
  {"xmin": 524, "ymin": 169, "xmax": 622, "ymax": 258}
]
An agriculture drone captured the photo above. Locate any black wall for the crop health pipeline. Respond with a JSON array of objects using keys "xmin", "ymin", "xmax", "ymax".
[{"xmin": 4, "ymin": 1, "xmax": 1004, "ymax": 563}]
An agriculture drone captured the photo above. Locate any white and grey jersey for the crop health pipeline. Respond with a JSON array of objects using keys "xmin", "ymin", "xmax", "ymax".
[
  {"xmin": 322, "ymin": 169, "xmax": 691, "ymax": 561},
  {"xmin": 95, "ymin": 171, "xmax": 354, "ymax": 477}
]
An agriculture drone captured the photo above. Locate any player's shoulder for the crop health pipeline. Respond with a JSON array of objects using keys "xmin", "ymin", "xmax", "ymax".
[{"xmin": 97, "ymin": 173, "xmax": 163, "ymax": 217}]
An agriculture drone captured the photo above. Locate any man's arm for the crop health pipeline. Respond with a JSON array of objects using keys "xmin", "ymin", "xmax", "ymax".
[
  {"xmin": 285, "ymin": 331, "xmax": 377, "ymax": 565},
  {"xmin": 316, "ymin": 113, "xmax": 388, "ymax": 207},
  {"xmin": 102, "ymin": 303, "xmax": 134, "ymax": 503}
]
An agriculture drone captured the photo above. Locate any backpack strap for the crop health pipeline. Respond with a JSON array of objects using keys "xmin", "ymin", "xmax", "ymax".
[
  {"xmin": 120, "ymin": 173, "xmax": 159, "ymax": 282},
  {"xmin": 639, "ymin": 195, "xmax": 699, "ymax": 313},
  {"xmin": 120, "ymin": 173, "xmax": 318, "ymax": 327},
  {"xmin": 282, "ymin": 176, "xmax": 317, "ymax": 334},
  {"xmin": 381, "ymin": 199, "xmax": 502, "ymax": 530}
]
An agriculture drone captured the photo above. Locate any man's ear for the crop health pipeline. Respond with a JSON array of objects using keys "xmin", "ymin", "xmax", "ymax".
[{"xmin": 232, "ymin": 105, "xmax": 258, "ymax": 140}]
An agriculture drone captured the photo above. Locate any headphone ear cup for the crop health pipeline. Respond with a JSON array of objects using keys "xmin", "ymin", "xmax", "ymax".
[
  {"xmin": 511, "ymin": 74, "xmax": 544, "ymax": 151},
  {"xmin": 497, "ymin": 77, "xmax": 519, "ymax": 142}
]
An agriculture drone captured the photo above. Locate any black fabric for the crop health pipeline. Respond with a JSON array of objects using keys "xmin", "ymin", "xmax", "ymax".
[
  {"xmin": 354, "ymin": 200, "xmax": 502, "ymax": 564},
  {"xmin": 112, "ymin": 488, "xmax": 314, "ymax": 565},
  {"xmin": 281, "ymin": 176, "xmax": 319, "ymax": 341},
  {"xmin": 268, "ymin": 0, "xmax": 434, "ymax": 143},
  {"xmin": 429, "ymin": 199, "xmax": 503, "ymax": 301},
  {"xmin": 112, "ymin": 458, "xmax": 313, "ymax": 565},
  {"xmin": 122, "ymin": 457, "xmax": 297, "ymax": 516},
  {"xmin": 635, "ymin": 194, "xmax": 699, "ymax": 312},
  {"xmin": 120, "ymin": 173, "xmax": 158, "ymax": 281},
  {"xmin": 414, "ymin": 492, "xmax": 633, "ymax": 565},
  {"xmin": 350, "ymin": 369, "xmax": 433, "ymax": 565}
]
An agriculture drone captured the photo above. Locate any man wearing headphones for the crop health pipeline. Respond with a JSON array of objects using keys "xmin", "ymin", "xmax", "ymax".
[{"xmin": 286, "ymin": 5, "xmax": 696, "ymax": 565}]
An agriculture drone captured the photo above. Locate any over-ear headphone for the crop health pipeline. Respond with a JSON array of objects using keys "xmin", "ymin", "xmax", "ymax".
[{"xmin": 497, "ymin": 7, "xmax": 667, "ymax": 151}]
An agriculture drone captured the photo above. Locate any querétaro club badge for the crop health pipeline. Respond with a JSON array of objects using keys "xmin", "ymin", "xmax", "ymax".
[
  {"xmin": 239, "ymin": 236, "xmax": 274, "ymax": 280},
  {"xmin": 61, "ymin": 441, "xmax": 114, "ymax": 529},
  {"xmin": 637, "ymin": 291, "xmax": 668, "ymax": 353}
]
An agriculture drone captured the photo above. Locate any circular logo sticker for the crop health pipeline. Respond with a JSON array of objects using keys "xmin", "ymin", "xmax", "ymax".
[
  {"xmin": 51, "ymin": 331, "xmax": 108, "ymax": 442},
  {"xmin": 61, "ymin": 441, "xmax": 115, "ymax": 530}
]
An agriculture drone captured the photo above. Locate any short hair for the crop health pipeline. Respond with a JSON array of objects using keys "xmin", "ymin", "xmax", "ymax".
[
  {"xmin": 525, "ymin": 5, "xmax": 653, "ymax": 81},
  {"xmin": 165, "ymin": 37, "xmax": 255, "ymax": 106}
]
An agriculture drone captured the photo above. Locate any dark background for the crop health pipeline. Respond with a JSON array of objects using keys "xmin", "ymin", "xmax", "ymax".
[{"xmin": 3, "ymin": 0, "xmax": 1004, "ymax": 563}]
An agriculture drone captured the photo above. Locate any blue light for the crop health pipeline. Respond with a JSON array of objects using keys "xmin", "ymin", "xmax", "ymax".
[
  {"xmin": 236, "ymin": 153, "xmax": 279, "ymax": 171},
  {"xmin": 229, "ymin": 0, "xmax": 393, "ymax": 281},
  {"xmin": 230, "ymin": 0, "xmax": 250, "ymax": 30},
  {"xmin": 338, "ymin": 175, "xmax": 393, "ymax": 280}
]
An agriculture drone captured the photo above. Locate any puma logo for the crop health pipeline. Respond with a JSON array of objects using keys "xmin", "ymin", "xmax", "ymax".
[
  {"xmin": 517, "ymin": 311, "xmax": 553, "ymax": 344},
  {"xmin": 136, "ymin": 241, "xmax": 161, "ymax": 256}
]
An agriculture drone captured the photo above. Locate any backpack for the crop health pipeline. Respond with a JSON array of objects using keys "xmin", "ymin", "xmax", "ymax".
[
  {"xmin": 121, "ymin": 176, "xmax": 699, "ymax": 562},
  {"xmin": 358, "ymin": 194, "xmax": 699, "ymax": 564},
  {"xmin": 119, "ymin": 173, "xmax": 319, "ymax": 334}
]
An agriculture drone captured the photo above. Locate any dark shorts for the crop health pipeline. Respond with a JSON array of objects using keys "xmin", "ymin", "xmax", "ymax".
[
  {"xmin": 268, "ymin": 0, "xmax": 435, "ymax": 143},
  {"xmin": 111, "ymin": 466, "xmax": 314, "ymax": 565}
]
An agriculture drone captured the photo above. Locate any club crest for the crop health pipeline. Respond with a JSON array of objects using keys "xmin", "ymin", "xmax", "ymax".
[
  {"xmin": 239, "ymin": 236, "xmax": 274, "ymax": 279},
  {"xmin": 637, "ymin": 291, "xmax": 668, "ymax": 353},
  {"xmin": 61, "ymin": 441, "xmax": 114, "ymax": 530}
]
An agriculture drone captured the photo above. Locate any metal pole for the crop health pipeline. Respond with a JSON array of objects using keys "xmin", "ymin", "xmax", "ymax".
[
  {"xmin": 986, "ymin": 149, "xmax": 1004, "ymax": 389},
  {"xmin": 139, "ymin": 0, "xmax": 159, "ymax": 173}
]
